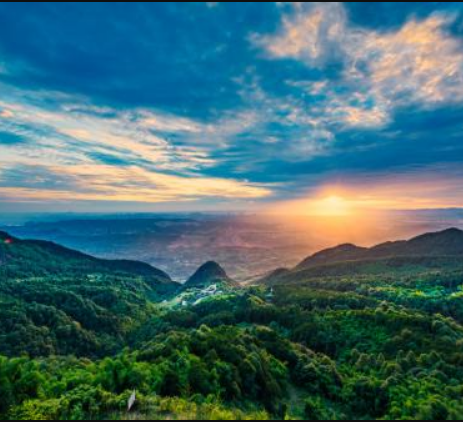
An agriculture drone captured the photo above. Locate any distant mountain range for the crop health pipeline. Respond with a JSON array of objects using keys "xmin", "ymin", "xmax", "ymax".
[
  {"xmin": 0, "ymin": 231, "xmax": 241, "ymax": 289},
  {"xmin": 0, "ymin": 215, "xmax": 318, "ymax": 282},
  {"xmin": 3, "ymin": 227, "xmax": 463, "ymax": 288},
  {"xmin": 261, "ymin": 228, "xmax": 463, "ymax": 285}
]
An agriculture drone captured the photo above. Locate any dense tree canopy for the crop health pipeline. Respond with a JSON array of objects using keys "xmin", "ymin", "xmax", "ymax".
[{"xmin": 1, "ymin": 231, "xmax": 463, "ymax": 419}]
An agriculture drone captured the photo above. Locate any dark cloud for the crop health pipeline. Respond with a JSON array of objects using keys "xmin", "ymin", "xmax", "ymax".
[
  {"xmin": 0, "ymin": 2, "xmax": 280, "ymax": 119},
  {"xmin": 0, "ymin": 131, "xmax": 27, "ymax": 145}
]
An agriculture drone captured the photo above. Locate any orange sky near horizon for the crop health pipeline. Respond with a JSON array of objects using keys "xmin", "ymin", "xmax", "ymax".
[{"xmin": 266, "ymin": 173, "xmax": 463, "ymax": 218}]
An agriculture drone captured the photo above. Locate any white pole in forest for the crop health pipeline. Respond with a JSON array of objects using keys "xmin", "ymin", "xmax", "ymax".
[{"xmin": 128, "ymin": 390, "xmax": 136, "ymax": 412}]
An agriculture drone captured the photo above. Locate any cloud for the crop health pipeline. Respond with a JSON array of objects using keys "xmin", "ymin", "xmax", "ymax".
[
  {"xmin": 253, "ymin": 2, "xmax": 347, "ymax": 68},
  {"xmin": 0, "ymin": 86, "xmax": 223, "ymax": 171},
  {"xmin": 0, "ymin": 109, "xmax": 14, "ymax": 118},
  {"xmin": 138, "ymin": 112, "xmax": 203, "ymax": 134},
  {"xmin": 0, "ymin": 163, "xmax": 272, "ymax": 203},
  {"xmin": 1, "ymin": 2, "xmax": 463, "ymax": 211},
  {"xmin": 359, "ymin": 14, "xmax": 463, "ymax": 106},
  {"xmin": 0, "ymin": 84, "xmax": 276, "ymax": 204},
  {"xmin": 256, "ymin": 3, "xmax": 463, "ymax": 110}
]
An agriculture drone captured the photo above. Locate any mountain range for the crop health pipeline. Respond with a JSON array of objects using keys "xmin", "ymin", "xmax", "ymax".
[
  {"xmin": 3, "ymin": 227, "xmax": 463, "ymax": 288},
  {"xmin": 261, "ymin": 228, "xmax": 463, "ymax": 285}
]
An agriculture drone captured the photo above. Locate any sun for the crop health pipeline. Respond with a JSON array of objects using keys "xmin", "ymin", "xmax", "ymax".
[
  {"xmin": 311, "ymin": 195, "xmax": 352, "ymax": 217},
  {"xmin": 264, "ymin": 190, "xmax": 359, "ymax": 217}
]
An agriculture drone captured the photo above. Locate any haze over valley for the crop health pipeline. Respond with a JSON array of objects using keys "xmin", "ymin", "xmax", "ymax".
[{"xmin": 2, "ymin": 209, "xmax": 463, "ymax": 282}]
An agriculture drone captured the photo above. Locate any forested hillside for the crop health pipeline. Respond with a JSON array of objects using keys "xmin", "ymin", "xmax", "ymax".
[
  {"xmin": 263, "ymin": 228, "xmax": 463, "ymax": 285},
  {"xmin": 1, "ymin": 229, "xmax": 463, "ymax": 420},
  {"xmin": 0, "ymin": 232, "xmax": 178, "ymax": 357}
]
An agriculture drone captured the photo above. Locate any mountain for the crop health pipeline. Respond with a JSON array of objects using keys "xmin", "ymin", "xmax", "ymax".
[
  {"xmin": 259, "ymin": 267, "xmax": 292, "ymax": 285},
  {"xmin": 370, "ymin": 227, "xmax": 463, "ymax": 257},
  {"xmin": 184, "ymin": 261, "xmax": 237, "ymax": 288},
  {"xmin": 262, "ymin": 228, "xmax": 463, "ymax": 284},
  {"xmin": 297, "ymin": 228, "xmax": 463, "ymax": 270},
  {"xmin": 296, "ymin": 243, "xmax": 368, "ymax": 270},
  {"xmin": 0, "ymin": 231, "xmax": 179, "ymax": 358},
  {"xmin": 0, "ymin": 231, "xmax": 172, "ymax": 285}
]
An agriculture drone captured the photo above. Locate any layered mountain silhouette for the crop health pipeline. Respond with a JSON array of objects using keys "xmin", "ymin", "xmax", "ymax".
[
  {"xmin": 298, "ymin": 228, "xmax": 463, "ymax": 269},
  {"xmin": 184, "ymin": 261, "xmax": 237, "ymax": 289},
  {"xmin": 3, "ymin": 228, "xmax": 462, "ymax": 289},
  {"xmin": 0, "ymin": 231, "xmax": 241, "ymax": 291},
  {"xmin": 262, "ymin": 228, "xmax": 463, "ymax": 284}
]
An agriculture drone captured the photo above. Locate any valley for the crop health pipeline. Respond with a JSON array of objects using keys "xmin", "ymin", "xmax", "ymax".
[
  {"xmin": 3, "ymin": 210, "xmax": 461, "ymax": 282},
  {"xmin": 1, "ymin": 228, "xmax": 463, "ymax": 419}
]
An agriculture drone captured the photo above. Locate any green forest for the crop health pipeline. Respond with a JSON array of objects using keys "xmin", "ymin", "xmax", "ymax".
[{"xmin": 1, "ymin": 230, "xmax": 463, "ymax": 420}]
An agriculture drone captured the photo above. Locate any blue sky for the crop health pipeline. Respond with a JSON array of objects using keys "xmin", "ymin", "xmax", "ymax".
[{"xmin": 1, "ymin": 2, "xmax": 463, "ymax": 213}]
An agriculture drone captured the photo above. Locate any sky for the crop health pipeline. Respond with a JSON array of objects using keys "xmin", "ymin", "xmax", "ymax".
[{"xmin": 1, "ymin": 2, "xmax": 463, "ymax": 214}]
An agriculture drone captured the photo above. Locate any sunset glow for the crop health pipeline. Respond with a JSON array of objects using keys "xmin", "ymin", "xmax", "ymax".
[
  {"xmin": 300, "ymin": 195, "xmax": 353, "ymax": 217},
  {"xmin": 0, "ymin": 2, "xmax": 462, "ymax": 215}
]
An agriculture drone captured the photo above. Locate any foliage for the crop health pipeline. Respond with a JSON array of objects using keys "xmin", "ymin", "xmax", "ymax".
[{"xmin": 2, "ymin": 232, "xmax": 463, "ymax": 419}]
